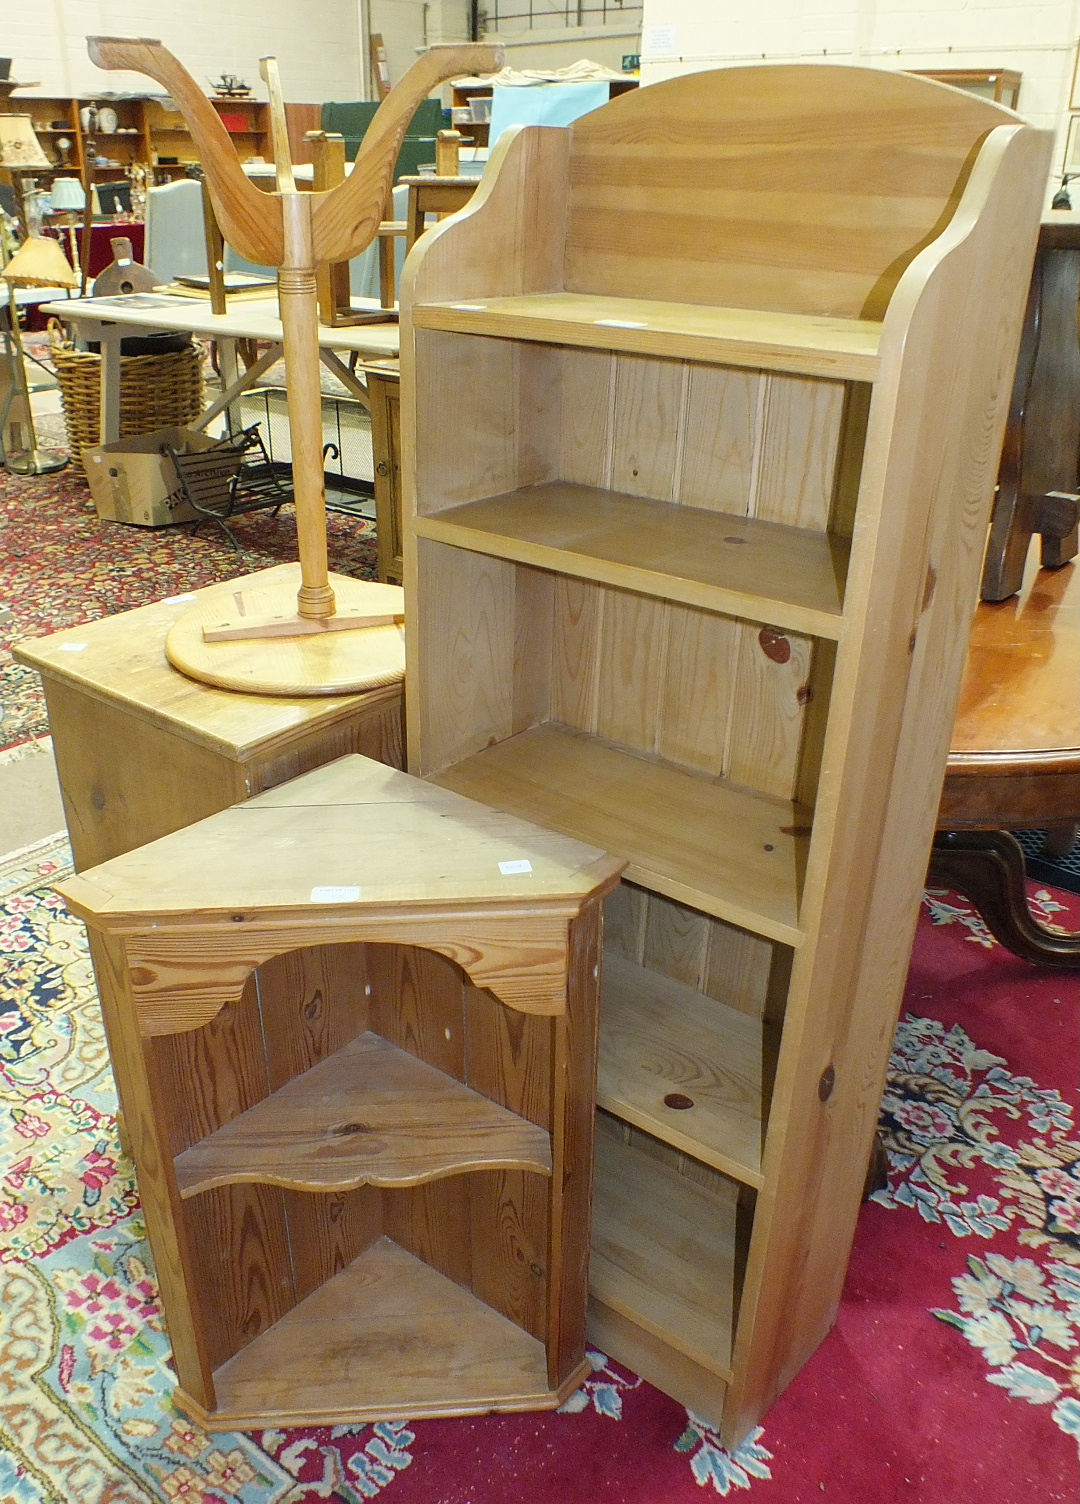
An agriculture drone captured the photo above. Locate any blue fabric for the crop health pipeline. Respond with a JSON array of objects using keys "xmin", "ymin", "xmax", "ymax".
[{"xmin": 487, "ymin": 81, "xmax": 610, "ymax": 148}]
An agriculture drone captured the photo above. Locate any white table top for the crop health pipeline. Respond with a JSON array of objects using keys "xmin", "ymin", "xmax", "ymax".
[{"xmin": 40, "ymin": 292, "xmax": 400, "ymax": 357}]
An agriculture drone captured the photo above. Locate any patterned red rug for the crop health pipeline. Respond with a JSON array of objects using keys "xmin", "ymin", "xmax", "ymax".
[
  {"xmin": 0, "ymin": 467, "xmax": 378, "ymax": 751},
  {"xmin": 1, "ymin": 831, "xmax": 1077, "ymax": 1503}
]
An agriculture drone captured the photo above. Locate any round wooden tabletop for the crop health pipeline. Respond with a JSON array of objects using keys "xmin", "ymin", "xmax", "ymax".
[
  {"xmin": 165, "ymin": 571, "xmax": 406, "ymax": 697},
  {"xmin": 939, "ymin": 543, "xmax": 1079, "ymax": 830}
]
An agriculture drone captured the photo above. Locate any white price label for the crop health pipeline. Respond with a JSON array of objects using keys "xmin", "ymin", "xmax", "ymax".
[
  {"xmin": 499, "ymin": 859, "xmax": 533, "ymax": 876},
  {"xmin": 58, "ymin": 643, "xmax": 88, "ymax": 652},
  {"xmin": 310, "ymin": 885, "xmax": 362, "ymax": 903}
]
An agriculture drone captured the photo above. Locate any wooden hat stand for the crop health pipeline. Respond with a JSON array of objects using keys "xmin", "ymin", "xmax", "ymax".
[{"xmin": 86, "ymin": 36, "xmax": 500, "ymax": 696}]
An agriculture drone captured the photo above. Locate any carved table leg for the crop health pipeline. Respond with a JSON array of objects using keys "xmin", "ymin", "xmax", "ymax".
[{"xmin": 928, "ymin": 829, "xmax": 1080, "ymax": 968}]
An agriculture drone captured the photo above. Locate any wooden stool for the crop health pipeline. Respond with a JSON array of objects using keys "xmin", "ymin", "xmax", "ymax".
[
  {"xmin": 14, "ymin": 562, "xmax": 404, "ymax": 872},
  {"xmin": 57, "ymin": 754, "xmax": 623, "ymax": 1429}
]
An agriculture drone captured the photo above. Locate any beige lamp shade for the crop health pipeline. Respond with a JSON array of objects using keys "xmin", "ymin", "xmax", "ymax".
[
  {"xmin": 0, "ymin": 115, "xmax": 51, "ymax": 169},
  {"xmin": 1, "ymin": 234, "xmax": 79, "ymax": 288}
]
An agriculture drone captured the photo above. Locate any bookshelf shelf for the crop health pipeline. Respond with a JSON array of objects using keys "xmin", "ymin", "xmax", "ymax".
[{"xmin": 415, "ymin": 482, "xmax": 849, "ymax": 639}]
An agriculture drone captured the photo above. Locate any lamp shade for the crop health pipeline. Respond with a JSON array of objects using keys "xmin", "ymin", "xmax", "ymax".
[
  {"xmin": 0, "ymin": 115, "xmax": 51, "ymax": 169},
  {"xmin": 49, "ymin": 177, "xmax": 86, "ymax": 211},
  {"xmin": 0, "ymin": 234, "xmax": 79, "ymax": 288}
]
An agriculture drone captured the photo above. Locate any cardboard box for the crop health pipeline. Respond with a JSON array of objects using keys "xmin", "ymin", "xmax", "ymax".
[{"xmin": 84, "ymin": 427, "xmax": 225, "ymax": 528}]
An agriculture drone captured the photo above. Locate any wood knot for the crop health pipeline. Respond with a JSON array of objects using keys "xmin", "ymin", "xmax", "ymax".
[
  {"xmin": 664, "ymin": 1093, "xmax": 695, "ymax": 1110},
  {"xmin": 331, "ymin": 1121, "xmax": 373, "ymax": 1137},
  {"xmin": 818, "ymin": 1066, "xmax": 836, "ymax": 1102},
  {"xmin": 922, "ymin": 563, "xmax": 937, "ymax": 612},
  {"xmin": 129, "ymin": 967, "xmax": 156, "ymax": 987},
  {"xmin": 758, "ymin": 628, "xmax": 791, "ymax": 664}
]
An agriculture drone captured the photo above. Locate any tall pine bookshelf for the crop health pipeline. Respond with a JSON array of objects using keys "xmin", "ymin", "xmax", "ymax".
[{"xmin": 400, "ymin": 65, "xmax": 1048, "ymax": 1445}]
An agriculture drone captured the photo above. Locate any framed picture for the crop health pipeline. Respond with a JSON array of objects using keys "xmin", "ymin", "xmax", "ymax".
[{"xmin": 1065, "ymin": 114, "xmax": 1080, "ymax": 175}]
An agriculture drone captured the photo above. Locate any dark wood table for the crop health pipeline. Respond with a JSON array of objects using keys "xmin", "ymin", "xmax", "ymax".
[{"xmin": 930, "ymin": 541, "xmax": 1079, "ymax": 965}]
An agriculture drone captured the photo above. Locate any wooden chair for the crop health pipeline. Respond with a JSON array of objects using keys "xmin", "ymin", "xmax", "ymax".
[{"xmin": 981, "ymin": 220, "xmax": 1080, "ymax": 600}]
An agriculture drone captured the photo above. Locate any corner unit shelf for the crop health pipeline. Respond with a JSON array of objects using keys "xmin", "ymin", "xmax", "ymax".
[
  {"xmin": 173, "ymin": 1029, "xmax": 553, "ymax": 1198},
  {"xmin": 58, "ymin": 755, "xmax": 623, "ymax": 1430},
  {"xmin": 402, "ymin": 65, "xmax": 1048, "ymax": 1445}
]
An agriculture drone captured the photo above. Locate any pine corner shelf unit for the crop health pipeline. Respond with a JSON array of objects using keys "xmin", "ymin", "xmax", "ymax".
[
  {"xmin": 57, "ymin": 755, "xmax": 623, "ymax": 1430},
  {"xmin": 401, "ymin": 65, "xmax": 1050, "ymax": 1445}
]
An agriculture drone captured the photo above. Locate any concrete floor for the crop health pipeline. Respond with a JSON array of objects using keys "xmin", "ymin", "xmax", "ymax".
[{"xmin": 0, "ymin": 738, "xmax": 67, "ymax": 860}]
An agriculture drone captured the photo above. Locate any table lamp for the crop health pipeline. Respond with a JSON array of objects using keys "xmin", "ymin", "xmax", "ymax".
[
  {"xmin": 48, "ymin": 176, "xmax": 86, "ymax": 265},
  {"xmin": 0, "ymin": 233, "xmax": 78, "ymax": 475}
]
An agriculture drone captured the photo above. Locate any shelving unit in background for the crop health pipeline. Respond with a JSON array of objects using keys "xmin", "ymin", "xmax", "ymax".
[
  {"xmin": 402, "ymin": 65, "xmax": 1048, "ymax": 1446},
  {"xmin": 12, "ymin": 94, "xmax": 279, "ymax": 182}
]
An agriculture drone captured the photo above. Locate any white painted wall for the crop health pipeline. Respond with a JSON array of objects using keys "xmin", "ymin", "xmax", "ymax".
[
  {"xmin": 487, "ymin": 27, "xmax": 642, "ymax": 74},
  {"xmin": 640, "ymin": 0, "xmax": 1080, "ymax": 184},
  {"xmin": 7, "ymin": 0, "xmax": 363, "ymax": 102}
]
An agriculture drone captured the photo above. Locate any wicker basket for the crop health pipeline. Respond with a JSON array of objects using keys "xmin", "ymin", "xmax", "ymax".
[{"xmin": 48, "ymin": 321, "xmax": 205, "ymax": 475}]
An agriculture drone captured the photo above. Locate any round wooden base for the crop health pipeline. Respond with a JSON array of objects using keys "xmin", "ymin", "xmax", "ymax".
[{"xmin": 165, "ymin": 572, "xmax": 406, "ymax": 696}]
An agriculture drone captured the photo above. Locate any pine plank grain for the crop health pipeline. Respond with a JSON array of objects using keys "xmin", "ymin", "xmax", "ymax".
[
  {"xmin": 590, "ymin": 1127, "xmax": 737, "ymax": 1380},
  {"xmin": 599, "ymin": 954, "xmax": 767, "ymax": 1188},
  {"xmin": 413, "ymin": 294, "xmax": 881, "ymax": 380},
  {"xmin": 430, "ymin": 724, "xmax": 808, "ymax": 945},
  {"xmin": 204, "ymin": 1236, "xmax": 560, "ymax": 1427},
  {"xmin": 415, "ymin": 482, "xmax": 848, "ymax": 639},
  {"xmin": 174, "ymin": 1031, "xmax": 552, "ymax": 1196}
]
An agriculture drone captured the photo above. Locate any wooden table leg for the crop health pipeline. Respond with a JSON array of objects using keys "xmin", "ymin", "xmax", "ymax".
[
  {"xmin": 217, "ymin": 336, "xmax": 242, "ymax": 437},
  {"xmin": 928, "ymin": 829, "xmax": 1080, "ymax": 967},
  {"xmin": 98, "ymin": 327, "xmax": 122, "ymax": 445}
]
